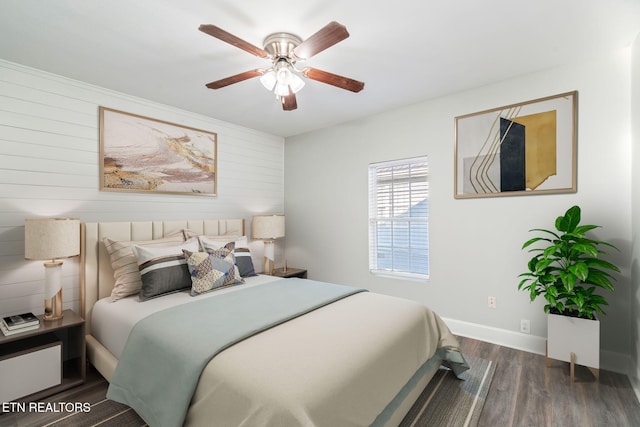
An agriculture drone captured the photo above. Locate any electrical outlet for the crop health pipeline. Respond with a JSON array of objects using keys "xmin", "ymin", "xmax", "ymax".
[
  {"xmin": 487, "ymin": 296, "xmax": 496, "ymax": 309},
  {"xmin": 520, "ymin": 319, "xmax": 531, "ymax": 334}
]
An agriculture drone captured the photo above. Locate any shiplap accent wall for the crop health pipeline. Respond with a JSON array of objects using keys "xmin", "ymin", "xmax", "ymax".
[{"xmin": 0, "ymin": 59, "xmax": 284, "ymax": 317}]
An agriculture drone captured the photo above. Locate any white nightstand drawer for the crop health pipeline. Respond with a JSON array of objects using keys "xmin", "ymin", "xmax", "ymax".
[{"xmin": 0, "ymin": 337, "xmax": 62, "ymax": 402}]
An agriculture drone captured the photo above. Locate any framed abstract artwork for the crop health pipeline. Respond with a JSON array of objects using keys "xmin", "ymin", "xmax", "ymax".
[
  {"xmin": 454, "ymin": 91, "xmax": 577, "ymax": 199},
  {"xmin": 99, "ymin": 107, "xmax": 217, "ymax": 196}
]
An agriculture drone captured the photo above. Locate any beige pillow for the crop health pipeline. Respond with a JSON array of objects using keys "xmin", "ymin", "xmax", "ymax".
[{"xmin": 103, "ymin": 234, "xmax": 185, "ymax": 301}]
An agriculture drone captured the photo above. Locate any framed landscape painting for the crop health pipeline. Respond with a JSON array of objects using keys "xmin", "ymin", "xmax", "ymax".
[
  {"xmin": 454, "ymin": 91, "xmax": 577, "ymax": 199},
  {"xmin": 99, "ymin": 107, "xmax": 217, "ymax": 196}
]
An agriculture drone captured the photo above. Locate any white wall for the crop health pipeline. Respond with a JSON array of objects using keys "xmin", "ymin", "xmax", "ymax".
[
  {"xmin": 0, "ymin": 60, "xmax": 284, "ymax": 317},
  {"xmin": 631, "ymin": 34, "xmax": 640, "ymax": 392},
  {"xmin": 285, "ymin": 49, "xmax": 633, "ymax": 370}
]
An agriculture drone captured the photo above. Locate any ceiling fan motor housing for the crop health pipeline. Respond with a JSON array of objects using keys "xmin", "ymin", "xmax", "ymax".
[{"xmin": 263, "ymin": 33, "xmax": 303, "ymax": 61}]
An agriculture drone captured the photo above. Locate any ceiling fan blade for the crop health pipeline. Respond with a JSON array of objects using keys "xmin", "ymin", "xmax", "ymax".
[
  {"xmin": 293, "ymin": 21, "xmax": 349, "ymax": 60},
  {"xmin": 302, "ymin": 68, "xmax": 364, "ymax": 93},
  {"xmin": 199, "ymin": 24, "xmax": 270, "ymax": 58},
  {"xmin": 205, "ymin": 69, "xmax": 263, "ymax": 89},
  {"xmin": 282, "ymin": 89, "xmax": 298, "ymax": 111}
]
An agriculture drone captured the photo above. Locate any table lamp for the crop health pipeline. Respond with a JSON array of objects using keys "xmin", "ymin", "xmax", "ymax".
[
  {"xmin": 251, "ymin": 215, "xmax": 285, "ymax": 275},
  {"xmin": 25, "ymin": 218, "xmax": 80, "ymax": 321}
]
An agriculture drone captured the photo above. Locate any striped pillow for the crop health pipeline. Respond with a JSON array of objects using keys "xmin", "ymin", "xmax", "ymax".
[
  {"xmin": 233, "ymin": 247, "xmax": 257, "ymax": 277},
  {"xmin": 132, "ymin": 238, "xmax": 200, "ymax": 301},
  {"xmin": 103, "ymin": 234, "xmax": 186, "ymax": 302}
]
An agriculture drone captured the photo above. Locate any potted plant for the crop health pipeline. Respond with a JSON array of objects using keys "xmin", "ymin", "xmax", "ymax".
[{"xmin": 518, "ymin": 205, "xmax": 620, "ymax": 379}]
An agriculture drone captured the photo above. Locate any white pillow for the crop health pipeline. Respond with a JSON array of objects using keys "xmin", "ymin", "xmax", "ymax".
[{"xmin": 198, "ymin": 235, "xmax": 248, "ymax": 251}]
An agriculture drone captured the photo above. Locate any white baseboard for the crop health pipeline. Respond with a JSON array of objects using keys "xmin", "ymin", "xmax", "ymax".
[{"xmin": 443, "ymin": 317, "xmax": 633, "ymax": 377}]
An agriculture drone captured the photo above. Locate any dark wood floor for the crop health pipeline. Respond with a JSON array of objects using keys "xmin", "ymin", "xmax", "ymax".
[
  {"xmin": 458, "ymin": 336, "xmax": 640, "ymax": 427},
  {"xmin": 2, "ymin": 336, "xmax": 639, "ymax": 426}
]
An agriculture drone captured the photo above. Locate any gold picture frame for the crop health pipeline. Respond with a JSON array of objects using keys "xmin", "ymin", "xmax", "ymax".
[
  {"xmin": 99, "ymin": 107, "xmax": 217, "ymax": 196},
  {"xmin": 454, "ymin": 91, "xmax": 577, "ymax": 199}
]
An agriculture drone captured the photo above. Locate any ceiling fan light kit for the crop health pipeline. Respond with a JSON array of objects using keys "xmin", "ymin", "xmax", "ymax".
[
  {"xmin": 198, "ymin": 22, "xmax": 364, "ymax": 111},
  {"xmin": 259, "ymin": 58, "xmax": 305, "ymax": 97}
]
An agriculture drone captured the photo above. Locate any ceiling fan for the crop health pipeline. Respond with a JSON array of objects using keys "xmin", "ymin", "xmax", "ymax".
[{"xmin": 198, "ymin": 21, "xmax": 365, "ymax": 111}]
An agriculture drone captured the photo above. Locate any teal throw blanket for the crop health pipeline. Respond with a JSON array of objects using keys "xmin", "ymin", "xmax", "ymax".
[{"xmin": 106, "ymin": 278, "xmax": 366, "ymax": 427}]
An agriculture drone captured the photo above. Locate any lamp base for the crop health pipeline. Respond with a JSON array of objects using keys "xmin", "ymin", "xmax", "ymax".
[
  {"xmin": 263, "ymin": 256, "xmax": 275, "ymax": 275},
  {"xmin": 44, "ymin": 289, "xmax": 63, "ymax": 321},
  {"xmin": 43, "ymin": 261, "xmax": 64, "ymax": 322},
  {"xmin": 262, "ymin": 239, "xmax": 276, "ymax": 275}
]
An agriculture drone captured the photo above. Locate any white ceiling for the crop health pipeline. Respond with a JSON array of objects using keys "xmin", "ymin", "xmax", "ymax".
[{"xmin": 1, "ymin": 0, "xmax": 639, "ymax": 137}]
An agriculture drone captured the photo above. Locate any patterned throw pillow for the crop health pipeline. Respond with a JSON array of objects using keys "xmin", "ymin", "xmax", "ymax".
[
  {"xmin": 131, "ymin": 238, "xmax": 200, "ymax": 301},
  {"xmin": 205, "ymin": 242, "xmax": 235, "ymax": 258},
  {"xmin": 183, "ymin": 250, "xmax": 244, "ymax": 296},
  {"xmin": 208, "ymin": 246, "xmax": 245, "ymax": 283},
  {"xmin": 200, "ymin": 238, "xmax": 257, "ymax": 278},
  {"xmin": 103, "ymin": 234, "xmax": 185, "ymax": 302}
]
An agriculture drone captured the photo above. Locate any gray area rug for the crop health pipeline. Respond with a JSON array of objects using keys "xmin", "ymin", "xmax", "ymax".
[
  {"xmin": 0, "ymin": 355, "xmax": 494, "ymax": 427},
  {"xmin": 400, "ymin": 355, "xmax": 496, "ymax": 427}
]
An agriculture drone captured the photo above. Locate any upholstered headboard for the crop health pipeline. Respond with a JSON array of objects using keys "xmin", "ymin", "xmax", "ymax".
[{"xmin": 80, "ymin": 219, "xmax": 244, "ymax": 334}]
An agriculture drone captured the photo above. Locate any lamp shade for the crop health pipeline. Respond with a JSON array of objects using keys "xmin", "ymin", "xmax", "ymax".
[
  {"xmin": 25, "ymin": 218, "xmax": 80, "ymax": 260},
  {"xmin": 252, "ymin": 215, "xmax": 285, "ymax": 240}
]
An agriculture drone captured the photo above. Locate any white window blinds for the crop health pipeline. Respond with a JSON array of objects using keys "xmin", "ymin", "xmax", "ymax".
[{"xmin": 368, "ymin": 157, "xmax": 429, "ymax": 280}]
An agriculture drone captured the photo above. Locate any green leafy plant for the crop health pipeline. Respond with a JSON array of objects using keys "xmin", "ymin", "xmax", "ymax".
[{"xmin": 518, "ymin": 205, "xmax": 620, "ymax": 319}]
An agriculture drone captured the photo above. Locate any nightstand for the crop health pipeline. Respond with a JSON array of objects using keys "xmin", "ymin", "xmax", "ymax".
[
  {"xmin": 272, "ymin": 267, "xmax": 307, "ymax": 279},
  {"xmin": 0, "ymin": 309, "xmax": 85, "ymax": 401}
]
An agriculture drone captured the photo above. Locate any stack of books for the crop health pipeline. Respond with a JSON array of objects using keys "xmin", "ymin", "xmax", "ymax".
[{"xmin": 0, "ymin": 312, "xmax": 41, "ymax": 336}]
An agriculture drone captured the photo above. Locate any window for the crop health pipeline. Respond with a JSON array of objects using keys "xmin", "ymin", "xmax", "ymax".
[{"xmin": 368, "ymin": 157, "xmax": 429, "ymax": 280}]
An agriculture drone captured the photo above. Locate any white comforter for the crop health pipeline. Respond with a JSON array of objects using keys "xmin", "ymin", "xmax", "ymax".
[{"xmin": 93, "ymin": 277, "xmax": 460, "ymax": 427}]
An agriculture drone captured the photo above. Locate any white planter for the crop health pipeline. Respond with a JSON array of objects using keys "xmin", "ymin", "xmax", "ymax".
[{"xmin": 547, "ymin": 313, "xmax": 599, "ymax": 379}]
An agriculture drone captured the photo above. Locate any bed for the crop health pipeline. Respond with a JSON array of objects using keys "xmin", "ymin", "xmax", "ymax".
[{"xmin": 80, "ymin": 219, "xmax": 467, "ymax": 427}]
